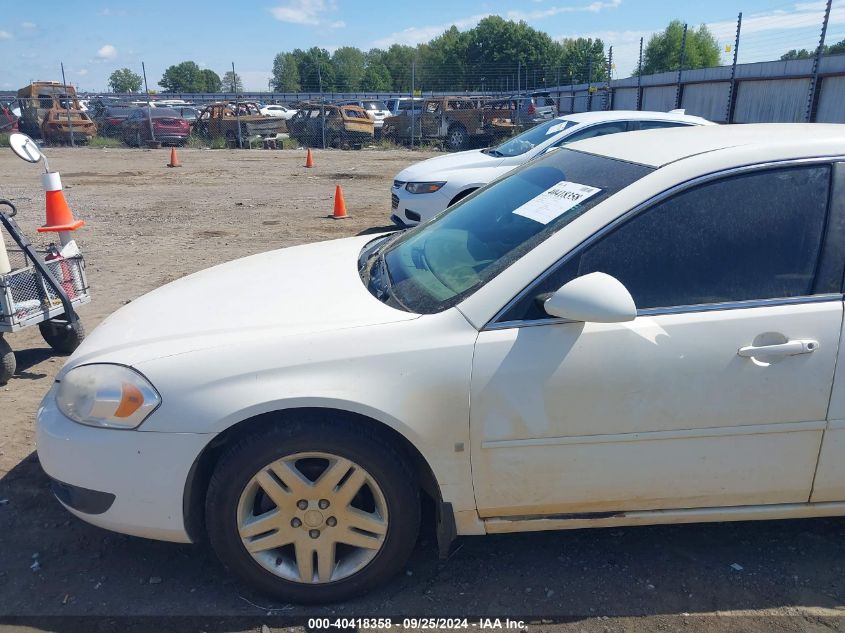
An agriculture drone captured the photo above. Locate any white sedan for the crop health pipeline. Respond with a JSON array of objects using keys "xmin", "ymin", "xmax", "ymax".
[
  {"xmin": 260, "ymin": 104, "xmax": 298, "ymax": 119},
  {"xmin": 390, "ymin": 109, "xmax": 713, "ymax": 226},
  {"xmin": 38, "ymin": 124, "xmax": 845, "ymax": 603}
]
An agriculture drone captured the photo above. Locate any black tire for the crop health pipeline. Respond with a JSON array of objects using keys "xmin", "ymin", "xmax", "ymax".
[
  {"xmin": 206, "ymin": 415, "xmax": 420, "ymax": 604},
  {"xmin": 39, "ymin": 318, "xmax": 85, "ymax": 354},
  {"xmin": 446, "ymin": 124, "xmax": 468, "ymax": 151},
  {"xmin": 0, "ymin": 336, "xmax": 15, "ymax": 385},
  {"xmin": 225, "ymin": 130, "xmax": 238, "ymax": 148}
]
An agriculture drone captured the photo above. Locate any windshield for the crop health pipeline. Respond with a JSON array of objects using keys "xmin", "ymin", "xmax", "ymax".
[
  {"xmin": 487, "ymin": 118, "xmax": 576, "ymax": 157},
  {"xmin": 367, "ymin": 149, "xmax": 652, "ymax": 314}
]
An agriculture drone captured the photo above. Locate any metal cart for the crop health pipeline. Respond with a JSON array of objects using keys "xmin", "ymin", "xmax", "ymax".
[{"xmin": 0, "ymin": 135, "xmax": 89, "ymax": 384}]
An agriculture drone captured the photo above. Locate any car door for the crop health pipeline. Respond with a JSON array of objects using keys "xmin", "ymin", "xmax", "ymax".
[{"xmin": 470, "ymin": 162, "xmax": 844, "ymax": 519}]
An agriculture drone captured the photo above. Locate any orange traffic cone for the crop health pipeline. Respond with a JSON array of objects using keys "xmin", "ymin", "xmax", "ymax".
[
  {"xmin": 330, "ymin": 184, "xmax": 349, "ymax": 219},
  {"xmin": 305, "ymin": 148, "xmax": 314, "ymax": 168},
  {"xmin": 38, "ymin": 172, "xmax": 84, "ymax": 233},
  {"xmin": 167, "ymin": 146, "xmax": 182, "ymax": 168}
]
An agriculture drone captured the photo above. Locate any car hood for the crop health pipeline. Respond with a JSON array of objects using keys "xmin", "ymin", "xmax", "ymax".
[
  {"xmin": 62, "ymin": 235, "xmax": 416, "ymax": 373},
  {"xmin": 395, "ymin": 149, "xmax": 505, "ymax": 181}
]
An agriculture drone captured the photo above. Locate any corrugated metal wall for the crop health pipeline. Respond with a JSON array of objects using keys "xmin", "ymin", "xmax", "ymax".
[
  {"xmin": 816, "ymin": 76, "xmax": 845, "ymax": 123},
  {"xmin": 547, "ymin": 55, "xmax": 845, "ymax": 123},
  {"xmin": 642, "ymin": 85, "xmax": 677, "ymax": 112},
  {"xmin": 612, "ymin": 88, "xmax": 638, "ymax": 110},
  {"xmin": 680, "ymin": 82, "xmax": 731, "ymax": 122},
  {"xmin": 733, "ymin": 78, "xmax": 809, "ymax": 123}
]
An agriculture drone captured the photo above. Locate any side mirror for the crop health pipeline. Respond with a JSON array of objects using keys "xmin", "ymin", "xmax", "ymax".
[
  {"xmin": 9, "ymin": 133, "xmax": 43, "ymax": 164},
  {"xmin": 543, "ymin": 272, "xmax": 637, "ymax": 323}
]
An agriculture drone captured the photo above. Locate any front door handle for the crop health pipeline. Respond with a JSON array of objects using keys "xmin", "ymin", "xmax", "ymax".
[{"xmin": 738, "ymin": 339, "xmax": 819, "ymax": 358}]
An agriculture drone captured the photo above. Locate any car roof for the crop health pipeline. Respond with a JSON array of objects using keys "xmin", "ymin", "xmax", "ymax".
[
  {"xmin": 560, "ymin": 109, "xmax": 713, "ymax": 126},
  {"xmin": 568, "ymin": 123, "xmax": 845, "ymax": 168}
]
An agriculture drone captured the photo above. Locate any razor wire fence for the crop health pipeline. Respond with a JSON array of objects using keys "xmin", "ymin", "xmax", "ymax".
[{"xmin": 4, "ymin": 0, "xmax": 845, "ymax": 151}]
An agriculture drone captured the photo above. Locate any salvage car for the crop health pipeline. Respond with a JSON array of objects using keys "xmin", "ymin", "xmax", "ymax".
[
  {"xmin": 121, "ymin": 107, "xmax": 191, "ymax": 146},
  {"xmin": 336, "ymin": 100, "xmax": 393, "ymax": 138},
  {"xmin": 286, "ymin": 102, "xmax": 374, "ymax": 148},
  {"xmin": 16, "ymin": 81, "xmax": 96, "ymax": 143},
  {"xmin": 390, "ymin": 109, "xmax": 713, "ymax": 226},
  {"xmin": 382, "ymin": 96, "xmax": 514, "ymax": 151},
  {"xmin": 37, "ymin": 123, "xmax": 845, "ymax": 603},
  {"xmin": 194, "ymin": 102, "xmax": 286, "ymax": 147}
]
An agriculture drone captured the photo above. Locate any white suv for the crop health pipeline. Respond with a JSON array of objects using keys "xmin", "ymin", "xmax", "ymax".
[{"xmin": 390, "ymin": 109, "xmax": 713, "ymax": 226}]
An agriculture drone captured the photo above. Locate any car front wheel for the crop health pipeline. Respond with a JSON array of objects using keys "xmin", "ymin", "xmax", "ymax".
[{"xmin": 205, "ymin": 416, "xmax": 420, "ymax": 603}]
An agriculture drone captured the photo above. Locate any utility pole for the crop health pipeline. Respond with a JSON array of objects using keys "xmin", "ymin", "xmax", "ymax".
[
  {"xmin": 142, "ymin": 61, "xmax": 155, "ymax": 144},
  {"xmin": 410, "ymin": 58, "xmax": 416, "ymax": 148},
  {"xmin": 60, "ymin": 62, "xmax": 75, "ymax": 147},
  {"xmin": 606, "ymin": 46, "xmax": 613, "ymax": 110},
  {"xmin": 318, "ymin": 63, "xmax": 325, "ymax": 149},
  {"xmin": 233, "ymin": 62, "xmax": 242, "ymax": 149}
]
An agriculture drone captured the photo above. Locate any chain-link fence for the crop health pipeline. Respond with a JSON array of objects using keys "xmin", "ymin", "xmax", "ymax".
[{"xmin": 3, "ymin": 1, "xmax": 844, "ymax": 151}]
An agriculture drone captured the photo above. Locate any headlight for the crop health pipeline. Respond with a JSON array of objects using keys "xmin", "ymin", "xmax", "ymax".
[
  {"xmin": 55, "ymin": 364, "xmax": 161, "ymax": 429},
  {"xmin": 405, "ymin": 181, "xmax": 446, "ymax": 194}
]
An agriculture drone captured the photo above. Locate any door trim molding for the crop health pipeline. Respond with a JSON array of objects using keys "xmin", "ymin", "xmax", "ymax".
[
  {"xmin": 483, "ymin": 500, "xmax": 845, "ymax": 533},
  {"xmin": 480, "ymin": 420, "xmax": 826, "ymax": 449}
]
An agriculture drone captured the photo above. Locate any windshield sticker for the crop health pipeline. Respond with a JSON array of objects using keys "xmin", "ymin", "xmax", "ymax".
[
  {"xmin": 513, "ymin": 181, "xmax": 603, "ymax": 225},
  {"xmin": 545, "ymin": 122, "xmax": 569, "ymax": 135}
]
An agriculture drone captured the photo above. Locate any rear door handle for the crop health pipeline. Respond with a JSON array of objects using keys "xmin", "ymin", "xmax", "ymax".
[{"xmin": 738, "ymin": 339, "xmax": 819, "ymax": 358}]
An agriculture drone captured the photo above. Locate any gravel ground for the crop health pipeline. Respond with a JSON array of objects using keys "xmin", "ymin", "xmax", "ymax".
[{"xmin": 1, "ymin": 147, "xmax": 845, "ymax": 633}]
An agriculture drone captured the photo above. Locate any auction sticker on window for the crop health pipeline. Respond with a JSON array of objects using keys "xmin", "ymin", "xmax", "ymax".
[{"xmin": 513, "ymin": 181, "xmax": 602, "ymax": 225}]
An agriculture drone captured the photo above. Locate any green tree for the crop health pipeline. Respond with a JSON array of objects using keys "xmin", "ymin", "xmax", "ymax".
[
  {"xmin": 641, "ymin": 21, "xmax": 721, "ymax": 75},
  {"xmin": 108, "ymin": 67, "xmax": 142, "ymax": 93},
  {"xmin": 221, "ymin": 70, "xmax": 242, "ymax": 92},
  {"xmin": 200, "ymin": 69, "xmax": 222, "ymax": 92},
  {"xmin": 159, "ymin": 61, "xmax": 219, "ymax": 92},
  {"xmin": 361, "ymin": 62, "xmax": 392, "ymax": 91},
  {"xmin": 781, "ymin": 38, "xmax": 845, "ymax": 60},
  {"xmin": 331, "ymin": 47, "xmax": 366, "ymax": 91},
  {"xmin": 297, "ymin": 47, "xmax": 335, "ymax": 92},
  {"xmin": 381, "ymin": 44, "xmax": 415, "ymax": 91},
  {"xmin": 271, "ymin": 52, "xmax": 301, "ymax": 91},
  {"xmin": 780, "ymin": 49, "xmax": 814, "ymax": 61},
  {"xmin": 419, "ymin": 26, "xmax": 468, "ymax": 91},
  {"xmin": 559, "ymin": 38, "xmax": 607, "ymax": 84}
]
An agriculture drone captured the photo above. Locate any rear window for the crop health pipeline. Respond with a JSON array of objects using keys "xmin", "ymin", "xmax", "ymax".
[
  {"xmin": 343, "ymin": 108, "xmax": 368, "ymax": 119},
  {"xmin": 363, "ymin": 101, "xmax": 385, "ymax": 110},
  {"xmin": 151, "ymin": 108, "xmax": 180, "ymax": 118}
]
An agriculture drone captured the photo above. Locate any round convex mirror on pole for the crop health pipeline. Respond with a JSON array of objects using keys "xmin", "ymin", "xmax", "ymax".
[{"xmin": 9, "ymin": 133, "xmax": 48, "ymax": 170}]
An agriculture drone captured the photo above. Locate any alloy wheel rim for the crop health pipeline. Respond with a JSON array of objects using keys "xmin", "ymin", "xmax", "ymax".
[{"xmin": 236, "ymin": 451, "xmax": 389, "ymax": 584}]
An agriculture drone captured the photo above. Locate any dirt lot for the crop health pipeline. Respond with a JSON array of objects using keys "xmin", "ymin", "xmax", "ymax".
[{"xmin": 1, "ymin": 147, "xmax": 845, "ymax": 632}]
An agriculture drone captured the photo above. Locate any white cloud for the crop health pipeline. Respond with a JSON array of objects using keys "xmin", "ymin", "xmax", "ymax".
[
  {"xmin": 270, "ymin": 0, "xmax": 337, "ymax": 25},
  {"xmin": 507, "ymin": 0, "xmax": 621, "ymax": 21},
  {"xmin": 330, "ymin": 20, "xmax": 345, "ymax": 28},
  {"xmin": 372, "ymin": 13, "xmax": 491, "ymax": 48},
  {"xmin": 0, "ymin": 30, "xmax": 12, "ymax": 40},
  {"xmin": 76, "ymin": 68, "xmax": 89, "ymax": 76},
  {"xmin": 21, "ymin": 21, "xmax": 36, "ymax": 29},
  {"xmin": 372, "ymin": 0, "xmax": 622, "ymax": 48},
  {"xmin": 96, "ymin": 44, "xmax": 117, "ymax": 60}
]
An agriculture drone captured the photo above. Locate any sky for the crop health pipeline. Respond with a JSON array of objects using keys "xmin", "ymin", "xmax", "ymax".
[{"xmin": 2, "ymin": 0, "xmax": 844, "ymax": 92}]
